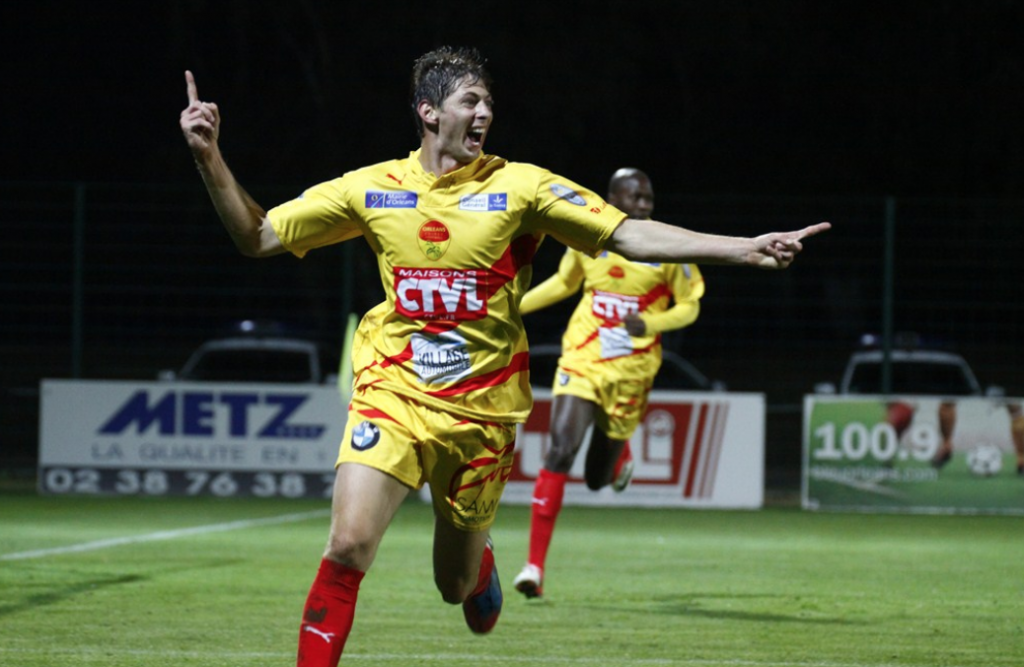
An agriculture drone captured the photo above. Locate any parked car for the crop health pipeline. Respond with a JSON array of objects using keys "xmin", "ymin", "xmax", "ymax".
[
  {"xmin": 158, "ymin": 320, "xmax": 340, "ymax": 385},
  {"xmin": 528, "ymin": 343, "xmax": 726, "ymax": 391},
  {"xmin": 814, "ymin": 334, "xmax": 1002, "ymax": 397}
]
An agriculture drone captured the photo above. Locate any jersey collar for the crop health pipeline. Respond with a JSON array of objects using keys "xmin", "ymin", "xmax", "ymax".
[{"xmin": 406, "ymin": 149, "xmax": 507, "ymax": 187}]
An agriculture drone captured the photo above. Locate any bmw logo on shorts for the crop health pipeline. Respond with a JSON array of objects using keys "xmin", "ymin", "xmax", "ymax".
[{"xmin": 351, "ymin": 421, "xmax": 381, "ymax": 451}]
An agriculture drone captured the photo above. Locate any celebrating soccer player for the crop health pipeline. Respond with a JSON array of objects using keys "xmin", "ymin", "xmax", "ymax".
[{"xmin": 180, "ymin": 46, "xmax": 829, "ymax": 667}]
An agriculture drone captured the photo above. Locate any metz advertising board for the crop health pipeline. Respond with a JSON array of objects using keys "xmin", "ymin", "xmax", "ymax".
[
  {"xmin": 38, "ymin": 379, "xmax": 345, "ymax": 498},
  {"xmin": 496, "ymin": 390, "xmax": 765, "ymax": 509},
  {"xmin": 803, "ymin": 395, "xmax": 1024, "ymax": 515}
]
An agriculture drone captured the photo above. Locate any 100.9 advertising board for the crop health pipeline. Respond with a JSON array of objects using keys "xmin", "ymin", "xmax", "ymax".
[{"xmin": 803, "ymin": 395, "xmax": 1024, "ymax": 514}]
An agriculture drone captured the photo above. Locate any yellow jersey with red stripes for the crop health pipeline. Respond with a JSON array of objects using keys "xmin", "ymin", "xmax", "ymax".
[
  {"xmin": 267, "ymin": 150, "xmax": 627, "ymax": 423},
  {"xmin": 521, "ymin": 248, "xmax": 703, "ymax": 377}
]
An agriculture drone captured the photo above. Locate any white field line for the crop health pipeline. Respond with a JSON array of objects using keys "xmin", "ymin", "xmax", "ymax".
[
  {"xmin": 0, "ymin": 508, "xmax": 331, "ymax": 561},
  {"xmin": 0, "ymin": 648, "xmax": 1009, "ymax": 667}
]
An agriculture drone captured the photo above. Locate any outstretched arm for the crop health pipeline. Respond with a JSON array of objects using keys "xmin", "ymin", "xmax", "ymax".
[
  {"xmin": 180, "ymin": 71, "xmax": 285, "ymax": 258},
  {"xmin": 606, "ymin": 218, "xmax": 830, "ymax": 269}
]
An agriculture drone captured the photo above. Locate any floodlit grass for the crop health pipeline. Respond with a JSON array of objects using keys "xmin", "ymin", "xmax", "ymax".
[{"xmin": 1, "ymin": 485, "xmax": 1022, "ymax": 666}]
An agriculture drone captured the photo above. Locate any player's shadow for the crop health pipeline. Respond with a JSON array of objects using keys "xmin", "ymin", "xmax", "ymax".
[
  {"xmin": 0, "ymin": 573, "xmax": 146, "ymax": 618},
  {"xmin": 0, "ymin": 558, "xmax": 246, "ymax": 618},
  {"xmin": 589, "ymin": 592, "xmax": 862, "ymax": 625}
]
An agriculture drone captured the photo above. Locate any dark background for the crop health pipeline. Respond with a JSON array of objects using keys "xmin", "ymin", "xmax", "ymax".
[
  {"xmin": 2, "ymin": 1, "xmax": 1023, "ymax": 494},
  {"xmin": 4, "ymin": 0, "xmax": 1023, "ymax": 197}
]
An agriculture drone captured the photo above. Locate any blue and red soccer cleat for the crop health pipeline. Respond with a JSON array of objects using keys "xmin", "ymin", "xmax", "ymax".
[{"xmin": 463, "ymin": 538, "xmax": 502, "ymax": 634}]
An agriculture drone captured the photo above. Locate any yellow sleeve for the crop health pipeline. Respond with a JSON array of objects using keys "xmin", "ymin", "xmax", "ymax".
[
  {"xmin": 520, "ymin": 249, "xmax": 585, "ymax": 315},
  {"xmin": 267, "ymin": 178, "xmax": 365, "ymax": 258},
  {"xmin": 641, "ymin": 264, "xmax": 704, "ymax": 335},
  {"xmin": 525, "ymin": 167, "xmax": 627, "ymax": 257}
]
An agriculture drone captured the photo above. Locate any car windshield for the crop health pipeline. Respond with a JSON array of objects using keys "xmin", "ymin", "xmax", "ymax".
[
  {"xmin": 186, "ymin": 349, "xmax": 314, "ymax": 383},
  {"xmin": 847, "ymin": 360, "xmax": 975, "ymax": 395}
]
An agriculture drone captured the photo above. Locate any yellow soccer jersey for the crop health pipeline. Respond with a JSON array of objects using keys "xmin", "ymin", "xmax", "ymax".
[
  {"xmin": 268, "ymin": 150, "xmax": 627, "ymax": 423},
  {"xmin": 521, "ymin": 248, "xmax": 704, "ymax": 376}
]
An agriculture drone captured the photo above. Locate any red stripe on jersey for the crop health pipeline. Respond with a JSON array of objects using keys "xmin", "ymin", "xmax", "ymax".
[
  {"xmin": 477, "ymin": 233, "xmax": 539, "ymax": 302},
  {"xmin": 356, "ymin": 407, "xmax": 400, "ymax": 423},
  {"xmin": 573, "ymin": 330, "xmax": 600, "ymax": 351},
  {"xmin": 637, "ymin": 283, "xmax": 673, "ymax": 311},
  {"xmin": 375, "ymin": 320, "xmax": 460, "ymax": 370},
  {"xmin": 426, "ymin": 351, "xmax": 530, "ymax": 398}
]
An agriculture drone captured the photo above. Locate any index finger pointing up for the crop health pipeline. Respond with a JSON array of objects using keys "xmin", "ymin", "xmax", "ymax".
[{"xmin": 185, "ymin": 70, "xmax": 199, "ymax": 104}]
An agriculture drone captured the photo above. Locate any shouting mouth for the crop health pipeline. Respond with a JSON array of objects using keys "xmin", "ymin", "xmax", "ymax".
[{"xmin": 466, "ymin": 127, "xmax": 486, "ymax": 150}]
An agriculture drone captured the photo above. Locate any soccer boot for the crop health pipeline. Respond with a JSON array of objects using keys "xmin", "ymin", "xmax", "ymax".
[
  {"xmin": 513, "ymin": 563, "xmax": 544, "ymax": 599},
  {"xmin": 612, "ymin": 444, "xmax": 635, "ymax": 492},
  {"xmin": 463, "ymin": 538, "xmax": 502, "ymax": 634}
]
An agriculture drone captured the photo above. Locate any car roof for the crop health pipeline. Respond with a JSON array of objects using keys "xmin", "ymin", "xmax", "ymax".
[
  {"xmin": 178, "ymin": 336, "xmax": 339, "ymax": 383},
  {"xmin": 841, "ymin": 348, "xmax": 982, "ymax": 395},
  {"xmin": 847, "ymin": 349, "xmax": 967, "ymax": 363},
  {"xmin": 194, "ymin": 337, "xmax": 322, "ymax": 352}
]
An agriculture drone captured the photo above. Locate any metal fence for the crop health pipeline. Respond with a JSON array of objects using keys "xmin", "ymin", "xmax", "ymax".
[{"xmin": 4, "ymin": 182, "xmax": 1022, "ymax": 487}]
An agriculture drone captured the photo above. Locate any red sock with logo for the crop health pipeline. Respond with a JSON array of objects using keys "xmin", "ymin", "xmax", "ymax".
[
  {"xmin": 527, "ymin": 468, "xmax": 567, "ymax": 570},
  {"xmin": 296, "ymin": 559, "xmax": 365, "ymax": 667}
]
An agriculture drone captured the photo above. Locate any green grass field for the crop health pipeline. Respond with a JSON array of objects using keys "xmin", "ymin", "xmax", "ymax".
[{"xmin": 1, "ymin": 483, "xmax": 1022, "ymax": 667}]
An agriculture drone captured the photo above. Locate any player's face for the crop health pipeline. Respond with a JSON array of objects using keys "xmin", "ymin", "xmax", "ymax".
[
  {"xmin": 609, "ymin": 176, "xmax": 655, "ymax": 219},
  {"xmin": 434, "ymin": 77, "xmax": 493, "ymax": 165}
]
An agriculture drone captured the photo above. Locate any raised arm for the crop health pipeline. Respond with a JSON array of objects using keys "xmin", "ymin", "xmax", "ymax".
[
  {"xmin": 180, "ymin": 71, "xmax": 285, "ymax": 258},
  {"xmin": 605, "ymin": 218, "xmax": 830, "ymax": 269}
]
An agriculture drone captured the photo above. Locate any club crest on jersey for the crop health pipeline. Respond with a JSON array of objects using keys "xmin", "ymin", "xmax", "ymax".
[
  {"xmin": 459, "ymin": 193, "xmax": 508, "ymax": 211},
  {"xmin": 608, "ymin": 266, "xmax": 626, "ymax": 280},
  {"xmin": 550, "ymin": 183, "xmax": 586, "ymax": 206},
  {"xmin": 365, "ymin": 191, "xmax": 418, "ymax": 208},
  {"xmin": 351, "ymin": 421, "xmax": 381, "ymax": 451},
  {"xmin": 418, "ymin": 220, "xmax": 451, "ymax": 260}
]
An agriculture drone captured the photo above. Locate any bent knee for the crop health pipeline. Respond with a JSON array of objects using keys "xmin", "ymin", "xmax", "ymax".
[
  {"xmin": 544, "ymin": 438, "xmax": 580, "ymax": 472},
  {"xmin": 324, "ymin": 533, "xmax": 377, "ymax": 570}
]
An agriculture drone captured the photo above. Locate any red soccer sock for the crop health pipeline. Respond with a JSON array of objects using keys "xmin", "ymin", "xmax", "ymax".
[
  {"xmin": 613, "ymin": 441, "xmax": 633, "ymax": 480},
  {"xmin": 297, "ymin": 559, "xmax": 365, "ymax": 667},
  {"xmin": 471, "ymin": 539, "xmax": 495, "ymax": 596},
  {"xmin": 527, "ymin": 468, "xmax": 567, "ymax": 571}
]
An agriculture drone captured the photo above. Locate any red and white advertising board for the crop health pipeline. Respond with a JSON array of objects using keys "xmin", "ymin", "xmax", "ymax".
[{"xmin": 495, "ymin": 390, "xmax": 764, "ymax": 509}]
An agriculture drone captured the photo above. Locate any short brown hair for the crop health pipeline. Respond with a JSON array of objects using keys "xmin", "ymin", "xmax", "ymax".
[{"xmin": 410, "ymin": 46, "xmax": 492, "ymax": 137}]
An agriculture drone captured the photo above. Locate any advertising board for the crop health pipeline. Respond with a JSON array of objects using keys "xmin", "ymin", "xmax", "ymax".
[
  {"xmin": 803, "ymin": 395, "xmax": 1024, "ymax": 514},
  {"xmin": 39, "ymin": 379, "xmax": 344, "ymax": 498},
  {"xmin": 492, "ymin": 390, "xmax": 765, "ymax": 509}
]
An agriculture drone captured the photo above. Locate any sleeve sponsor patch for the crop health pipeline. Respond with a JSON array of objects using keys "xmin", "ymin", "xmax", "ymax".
[
  {"xmin": 366, "ymin": 191, "xmax": 418, "ymax": 208},
  {"xmin": 549, "ymin": 184, "xmax": 587, "ymax": 206}
]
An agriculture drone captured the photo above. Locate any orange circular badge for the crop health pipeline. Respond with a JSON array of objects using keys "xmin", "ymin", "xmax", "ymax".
[
  {"xmin": 608, "ymin": 266, "xmax": 626, "ymax": 279},
  {"xmin": 418, "ymin": 220, "xmax": 451, "ymax": 260}
]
